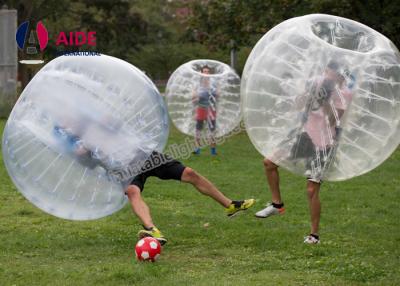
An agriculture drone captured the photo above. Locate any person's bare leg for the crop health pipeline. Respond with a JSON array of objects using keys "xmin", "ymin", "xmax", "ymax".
[
  {"xmin": 181, "ymin": 167, "xmax": 231, "ymax": 207},
  {"xmin": 210, "ymin": 129, "xmax": 216, "ymax": 148},
  {"xmin": 207, "ymin": 118, "xmax": 216, "ymax": 148},
  {"xmin": 195, "ymin": 121, "xmax": 202, "ymax": 149},
  {"xmin": 306, "ymin": 180, "xmax": 321, "ymax": 235},
  {"xmin": 210, "ymin": 134, "xmax": 216, "ymax": 148},
  {"xmin": 263, "ymin": 158, "xmax": 282, "ymax": 203},
  {"xmin": 125, "ymin": 185, "xmax": 154, "ymax": 229},
  {"xmin": 195, "ymin": 129, "xmax": 200, "ymax": 147}
]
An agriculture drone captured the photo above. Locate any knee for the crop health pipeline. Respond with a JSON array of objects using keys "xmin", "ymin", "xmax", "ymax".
[
  {"xmin": 182, "ymin": 167, "xmax": 200, "ymax": 183},
  {"xmin": 263, "ymin": 158, "xmax": 278, "ymax": 171},
  {"xmin": 125, "ymin": 185, "xmax": 141, "ymax": 199}
]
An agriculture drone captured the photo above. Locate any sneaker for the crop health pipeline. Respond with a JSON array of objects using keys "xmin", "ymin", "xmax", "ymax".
[
  {"xmin": 193, "ymin": 148, "xmax": 200, "ymax": 155},
  {"xmin": 225, "ymin": 199, "xmax": 255, "ymax": 218},
  {"xmin": 255, "ymin": 202, "xmax": 285, "ymax": 218},
  {"xmin": 304, "ymin": 234, "xmax": 320, "ymax": 244},
  {"xmin": 137, "ymin": 226, "xmax": 167, "ymax": 245}
]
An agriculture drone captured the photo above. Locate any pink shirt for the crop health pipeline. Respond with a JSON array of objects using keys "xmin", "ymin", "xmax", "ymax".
[{"xmin": 304, "ymin": 82, "xmax": 352, "ymax": 148}]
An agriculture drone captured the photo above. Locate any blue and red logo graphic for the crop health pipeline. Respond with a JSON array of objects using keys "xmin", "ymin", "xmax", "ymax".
[
  {"xmin": 16, "ymin": 20, "xmax": 99, "ymax": 62},
  {"xmin": 16, "ymin": 21, "xmax": 48, "ymax": 54}
]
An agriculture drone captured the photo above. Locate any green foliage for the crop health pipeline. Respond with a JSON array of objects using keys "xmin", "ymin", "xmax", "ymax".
[
  {"xmin": 309, "ymin": 0, "xmax": 400, "ymax": 47},
  {"xmin": 129, "ymin": 43, "xmax": 229, "ymax": 80},
  {"xmin": 187, "ymin": 0, "xmax": 400, "ymax": 51},
  {"xmin": 44, "ymin": 0, "xmax": 160, "ymax": 59},
  {"xmin": 1, "ymin": 0, "xmax": 166, "ymax": 60},
  {"xmin": 186, "ymin": 0, "xmax": 307, "ymax": 49},
  {"xmin": 1, "ymin": 0, "xmax": 276, "ymax": 77},
  {"xmin": 0, "ymin": 120, "xmax": 399, "ymax": 285},
  {"xmin": 3, "ymin": 0, "xmax": 398, "ymax": 80}
]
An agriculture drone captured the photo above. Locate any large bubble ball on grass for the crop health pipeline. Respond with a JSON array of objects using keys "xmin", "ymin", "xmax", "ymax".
[
  {"xmin": 242, "ymin": 14, "xmax": 400, "ymax": 181},
  {"xmin": 2, "ymin": 54, "xmax": 169, "ymax": 220},
  {"xmin": 166, "ymin": 59, "xmax": 241, "ymax": 138}
]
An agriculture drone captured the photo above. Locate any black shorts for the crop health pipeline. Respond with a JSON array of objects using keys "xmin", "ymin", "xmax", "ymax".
[
  {"xmin": 290, "ymin": 132, "xmax": 333, "ymax": 183},
  {"xmin": 289, "ymin": 132, "xmax": 316, "ymax": 160},
  {"xmin": 129, "ymin": 152, "xmax": 186, "ymax": 191}
]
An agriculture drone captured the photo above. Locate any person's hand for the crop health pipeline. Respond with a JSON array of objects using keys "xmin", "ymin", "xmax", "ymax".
[
  {"xmin": 74, "ymin": 141, "xmax": 89, "ymax": 156},
  {"xmin": 300, "ymin": 112, "xmax": 308, "ymax": 124},
  {"xmin": 192, "ymin": 96, "xmax": 198, "ymax": 104}
]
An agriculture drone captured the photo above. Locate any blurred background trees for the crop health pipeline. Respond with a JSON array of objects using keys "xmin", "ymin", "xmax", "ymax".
[
  {"xmin": 186, "ymin": 0, "xmax": 400, "ymax": 74},
  {"xmin": 1, "ymin": 0, "xmax": 399, "ymax": 85}
]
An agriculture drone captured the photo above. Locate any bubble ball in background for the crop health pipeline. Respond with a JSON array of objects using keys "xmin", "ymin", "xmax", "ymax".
[
  {"xmin": 2, "ymin": 54, "xmax": 169, "ymax": 220},
  {"xmin": 242, "ymin": 14, "xmax": 400, "ymax": 181},
  {"xmin": 166, "ymin": 59, "xmax": 241, "ymax": 139}
]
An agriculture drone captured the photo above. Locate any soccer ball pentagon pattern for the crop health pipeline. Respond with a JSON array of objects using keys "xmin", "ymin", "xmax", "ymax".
[{"xmin": 135, "ymin": 237, "xmax": 162, "ymax": 262}]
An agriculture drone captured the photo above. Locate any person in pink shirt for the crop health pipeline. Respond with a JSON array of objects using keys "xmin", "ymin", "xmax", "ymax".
[{"xmin": 255, "ymin": 61, "xmax": 353, "ymax": 244}]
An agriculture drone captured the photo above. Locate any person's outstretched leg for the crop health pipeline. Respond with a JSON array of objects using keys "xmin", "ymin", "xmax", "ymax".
[
  {"xmin": 304, "ymin": 180, "xmax": 321, "ymax": 244},
  {"xmin": 125, "ymin": 185, "xmax": 154, "ymax": 228},
  {"xmin": 125, "ymin": 184, "xmax": 167, "ymax": 245},
  {"xmin": 181, "ymin": 167, "xmax": 255, "ymax": 217},
  {"xmin": 181, "ymin": 167, "xmax": 231, "ymax": 207},
  {"xmin": 255, "ymin": 158, "xmax": 285, "ymax": 218}
]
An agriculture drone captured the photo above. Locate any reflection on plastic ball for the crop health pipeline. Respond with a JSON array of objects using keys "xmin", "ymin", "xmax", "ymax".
[
  {"xmin": 166, "ymin": 59, "xmax": 241, "ymax": 139},
  {"xmin": 242, "ymin": 14, "xmax": 400, "ymax": 181},
  {"xmin": 2, "ymin": 54, "xmax": 169, "ymax": 220}
]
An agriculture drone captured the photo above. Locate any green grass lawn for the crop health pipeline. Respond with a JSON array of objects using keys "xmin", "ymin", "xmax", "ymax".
[{"xmin": 0, "ymin": 120, "xmax": 399, "ymax": 286}]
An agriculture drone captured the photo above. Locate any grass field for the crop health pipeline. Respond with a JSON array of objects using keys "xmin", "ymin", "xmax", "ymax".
[{"xmin": 0, "ymin": 119, "xmax": 399, "ymax": 286}]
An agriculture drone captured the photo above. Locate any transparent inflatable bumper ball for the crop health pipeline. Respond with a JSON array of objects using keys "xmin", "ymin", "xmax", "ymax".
[
  {"xmin": 166, "ymin": 59, "xmax": 241, "ymax": 140},
  {"xmin": 242, "ymin": 14, "xmax": 400, "ymax": 181},
  {"xmin": 2, "ymin": 54, "xmax": 169, "ymax": 220}
]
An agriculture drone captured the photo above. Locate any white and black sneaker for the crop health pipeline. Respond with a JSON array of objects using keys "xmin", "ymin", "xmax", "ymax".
[
  {"xmin": 255, "ymin": 202, "xmax": 285, "ymax": 218},
  {"xmin": 304, "ymin": 234, "xmax": 320, "ymax": 244}
]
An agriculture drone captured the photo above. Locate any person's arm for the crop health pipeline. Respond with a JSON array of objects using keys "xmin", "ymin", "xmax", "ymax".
[
  {"xmin": 296, "ymin": 78, "xmax": 321, "ymax": 113},
  {"xmin": 192, "ymin": 87, "xmax": 199, "ymax": 105},
  {"xmin": 322, "ymin": 101, "xmax": 338, "ymax": 125},
  {"xmin": 74, "ymin": 140, "xmax": 90, "ymax": 156},
  {"xmin": 210, "ymin": 86, "xmax": 218, "ymax": 108},
  {"xmin": 322, "ymin": 99, "xmax": 346, "ymax": 140}
]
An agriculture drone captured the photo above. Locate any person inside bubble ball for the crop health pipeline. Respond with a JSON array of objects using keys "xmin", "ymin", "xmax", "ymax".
[
  {"xmin": 53, "ymin": 126, "xmax": 255, "ymax": 245},
  {"xmin": 53, "ymin": 124, "xmax": 106, "ymax": 169},
  {"xmin": 255, "ymin": 60, "xmax": 353, "ymax": 244},
  {"xmin": 192, "ymin": 65, "xmax": 219, "ymax": 155}
]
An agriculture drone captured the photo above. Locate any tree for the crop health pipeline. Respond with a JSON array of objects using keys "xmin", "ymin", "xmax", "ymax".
[
  {"xmin": 1, "ymin": 0, "xmax": 71, "ymax": 88},
  {"xmin": 310, "ymin": 0, "xmax": 400, "ymax": 48},
  {"xmin": 186, "ymin": 0, "xmax": 400, "ymax": 60},
  {"xmin": 1, "ymin": 0, "xmax": 159, "ymax": 87},
  {"xmin": 186, "ymin": 0, "xmax": 312, "ymax": 50}
]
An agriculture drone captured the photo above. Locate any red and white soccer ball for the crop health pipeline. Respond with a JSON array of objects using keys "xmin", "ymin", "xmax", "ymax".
[{"xmin": 135, "ymin": 237, "xmax": 162, "ymax": 262}]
